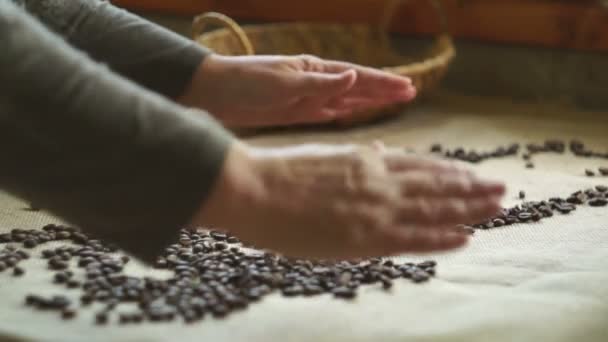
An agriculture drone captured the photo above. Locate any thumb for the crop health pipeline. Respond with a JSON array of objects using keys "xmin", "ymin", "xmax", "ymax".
[{"xmin": 294, "ymin": 69, "xmax": 357, "ymax": 97}]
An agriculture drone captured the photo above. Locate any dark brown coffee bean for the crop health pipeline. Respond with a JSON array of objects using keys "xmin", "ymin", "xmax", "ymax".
[
  {"xmin": 23, "ymin": 238, "xmax": 37, "ymax": 249},
  {"xmin": 51, "ymin": 296, "xmax": 70, "ymax": 309},
  {"xmin": 49, "ymin": 258, "xmax": 68, "ymax": 270},
  {"xmin": 16, "ymin": 250, "xmax": 30, "ymax": 259},
  {"xmin": 54, "ymin": 272, "xmax": 69, "ymax": 284},
  {"xmin": 41, "ymin": 249, "xmax": 55, "ymax": 259},
  {"xmin": 61, "ymin": 309, "xmax": 76, "ymax": 320},
  {"xmin": 56, "ymin": 231, "xmax": 71, "ymax": 240},
  {"xmin": 226, "ymin": 236, "xmax": 240, "ymax": 244},
  {"xmin": 80, "ymin": 294, "xmax": 93, "ymax": 306},
  {"xmin": 4, "ymin": 257, "xmax": 17, "ymax": 267},
  {"xmin": 95, "ymin": 312, "xmax": 108, "ymax": 325},
  {"xmin": 25, "ymin": 295, "xmax": 41, "ymax": 306},
  {"xmin": 517, "ymin": 212, "xmax": 532, "ymax": 221},
  {"xmin": 412, "ymin": 270, "xmax": 430, "ymax": 283},
  {"xmin": 380, "ymin": 275, "xmax": 393, "ymax": 290},
  {"xmin": 418, "ymin": 260, "xmax": 437, "ymax": 268},
  {"xmin": 67, "ymin": 280, "xmax": 81, "ymax": 289},
  {"xmin": 588, "ymin": 198, "xmax": 608, "ymax": 207},
  {"xmin": 12, "ymin": 266, "xmax": 24, "ymax": 276},
  {"xmin": 210, "ymin": 231, "xmax": 227, "ymax": 241},
  {"xmin": 596, "ymin": 185, "xmax": 608, "ymax": 193},
  {"xmin": 519, "ymin": 191, "xmax": 526, "ymax": 199},
  {"xmin": 493, "ymin": 219, "xmax": 505, "ymax": 227},
  {"xmin": 600, "ymin": 167, "xmax": 608, "ymax": 176},
  {"xmin": 332, "ymin": 286, "xmax": 356, "ymax": 299}
]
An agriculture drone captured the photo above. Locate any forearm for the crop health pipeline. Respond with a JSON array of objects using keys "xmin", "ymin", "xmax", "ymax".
[
  {"xmin": 19, "ymin": 0, "xmax": 208, "ymax": 99},
  {"xmin": 0, "ymin": 2, "xmax": 233, "ymax": 263}
]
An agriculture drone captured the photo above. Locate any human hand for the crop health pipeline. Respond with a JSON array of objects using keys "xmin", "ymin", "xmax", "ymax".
[
  {"xmin": 178, "ymin": 54, "xmax": 416, "ymax": 128},
  {"xmin": 192, "ymin": 142, "xmax": 505, "ymax": 260}
]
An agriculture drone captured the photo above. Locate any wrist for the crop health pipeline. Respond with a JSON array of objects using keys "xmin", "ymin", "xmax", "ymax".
[
  {"xmin": 177, "ymin": 53, "xmax": 226, "ymax": 110},
  {"xmin": 190, "ymin": 142, "xmax": 266, "ymax": 230}
]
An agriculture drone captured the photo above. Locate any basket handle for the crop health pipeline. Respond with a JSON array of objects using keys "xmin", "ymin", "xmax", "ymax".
[
  {"xmin": 192, "ymin": 12, "xmax": 255, "ymax": 55},
  {"xmin": 380, "ymin": 0, "xmax": 449, "ymax": 47}
]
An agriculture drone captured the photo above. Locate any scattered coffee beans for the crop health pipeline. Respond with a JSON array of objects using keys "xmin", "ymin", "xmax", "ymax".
[
  {"xmin": 5, "ymin": 225, "xmax": 437, "ymax": 325},
  {"xmin": 471, "ymin": 185, "xmax": 608, "ymax": 231},
  {"xmin": 430, "ymin": 143, "xmax": 519, "ymax": 164},
  {"xmin": 569, "ymin": 140, "xmax": 608, "ymax": 159},
  {"xmin": 427, "ymin": 140, "xmax": 607, "ymax": 175}
]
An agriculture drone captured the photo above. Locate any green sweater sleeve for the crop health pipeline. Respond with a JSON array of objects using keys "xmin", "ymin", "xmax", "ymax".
[
  {"xmin": 0, "ymin": 1, "xmax": 234, "ymax": 264},
  {"xmin": 19, "ymin": 0, "xmax": 209, "ymax": 99}
]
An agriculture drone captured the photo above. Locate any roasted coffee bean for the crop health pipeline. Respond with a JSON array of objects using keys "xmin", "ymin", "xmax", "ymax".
[
  {"xmin": 226, "ymin": 236, "xmax": 240, "ymax": 244},
  {"xmin": 49, "ymin": 257, "xmax": 68, "ymax": 270},
  {"xmin": 595, "ymin": 185, "xmax": 607, "ymax": 193},
  {"xmin": 23, "ymin": 238, "xmax": 38, "ymax": 249},
  {"xmin": 210, "ymin": 231, "xmax": 227, "ymax": 241},
  {"xmin": 16, "ymin": 250, "xmax": 29, "ymax": 259},
  {"xmin": 585, "ymin": 169, "xmax": 596, "ymax": 177},
  {"xmin": 13, "ymin": 266, "xmax": 24, "ymax": 276},
  {"xmin": 418, "ymin": 260, "xmax": 437, "ymax": 268},
  {"xmin": 95, "ymin": 312, "xmax": 108, "ymax": 325},
  {"xmin": 54, "ymin": 272, "xmax": 69, "ymax": 284},
  {"xmin": 61, "ymin": 309, "xmax": 76, "ymax": 320},
  {"xmin": 600, "ymin": 167, "xmax": 608, "ymax": 176},
  {"xmin": 517, "ymin": 212, "xmax": 532, "ymax": 221},
  {"xmin": 588, "ymin": 198, "xmax": 608, "ymax": 207},
  {"xmin": 493, "ymin": 219, "xmax": 505, "ymax": 227},
  {"xmin": 519, "ymin": 191, "xmax": 526, "ymax": 199},
  {"xmin": 66, "ymin": 280, "xmax": 81, "ymax": 289},
  {"xmin": 525, "ymin": 162, "xmax": 534, "ymax": 169},
  {"xmin": 332, "ymin": 286, "xmax": 356, "ymax": 299},
  {"xmin": 3, "ymin": 257, "xmax": 16, "ymax": 267},
  {"xmin": 430, "ymin": 144, "xmax": 442, "ymax": 153},
  {"xmin": 56, "ymin": 231, "xmax": 71, "ymax": 240},
  {"xmin": 380, "ymin": 275, "xmax": 393, "ymax": 290},
  {"xmin": 412, "ymin": 270, "xmax": 430, "ymax": 283}
]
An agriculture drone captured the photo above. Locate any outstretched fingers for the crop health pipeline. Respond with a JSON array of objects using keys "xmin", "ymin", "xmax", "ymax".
[{"xmin": 398, "ymin": 171, "xmax": 506, "ymax": 198}]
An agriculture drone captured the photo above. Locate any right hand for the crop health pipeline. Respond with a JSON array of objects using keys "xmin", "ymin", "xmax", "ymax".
[{"xmin": 192, "ymin": 142, "xmax": 505, "ymax": 260}]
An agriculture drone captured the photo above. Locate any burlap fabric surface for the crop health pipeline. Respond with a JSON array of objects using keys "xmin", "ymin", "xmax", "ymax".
[{"xmin": 0, "ymin": 93, "xmax": 606, "ymax": 341}]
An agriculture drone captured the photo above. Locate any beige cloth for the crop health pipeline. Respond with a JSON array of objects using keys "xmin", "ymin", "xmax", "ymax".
[{"xmin": 0, "ymin": 92, "xmax": 606, "ymax": 341}]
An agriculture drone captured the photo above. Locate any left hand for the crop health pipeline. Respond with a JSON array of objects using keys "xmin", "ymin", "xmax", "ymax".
[{"xmin": 178, "ymin": 54, "xmax": 417, "ymax": 128}]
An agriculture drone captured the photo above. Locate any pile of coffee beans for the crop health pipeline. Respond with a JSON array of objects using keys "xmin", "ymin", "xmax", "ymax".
[
  {"xmin": 0, "ymin": 224, "xmax": 437, "ymax": 325},
  {"xmin": 0, "ymin": 244, "xmax": 29, "ymax": 276},
  {"xmin": 467, "ymin": 185, "xmax": 608, "ymax": 231},
  {"xmin": 430, "ymin": 143, "xmax": 520, "ymax": 163}
]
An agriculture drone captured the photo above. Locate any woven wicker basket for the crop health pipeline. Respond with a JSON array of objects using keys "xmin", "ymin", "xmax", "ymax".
[{"xmin": 192, "ymin": 0, "xmax": 455, "ymax": 127}]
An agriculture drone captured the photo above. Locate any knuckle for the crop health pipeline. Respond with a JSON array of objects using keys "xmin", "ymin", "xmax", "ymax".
[{"xmin": 297, "ymin": 54, "xmax": 321, "ymax": 69}]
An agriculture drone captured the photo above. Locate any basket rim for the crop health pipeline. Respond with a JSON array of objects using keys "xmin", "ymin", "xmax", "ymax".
[
  {"xmin": 194, "ymin": 21, "xmax": 449, "ymax": 40},
  {"xmin": 194, "ymin": 22, "xmax": 456, "ymax": 75}
]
